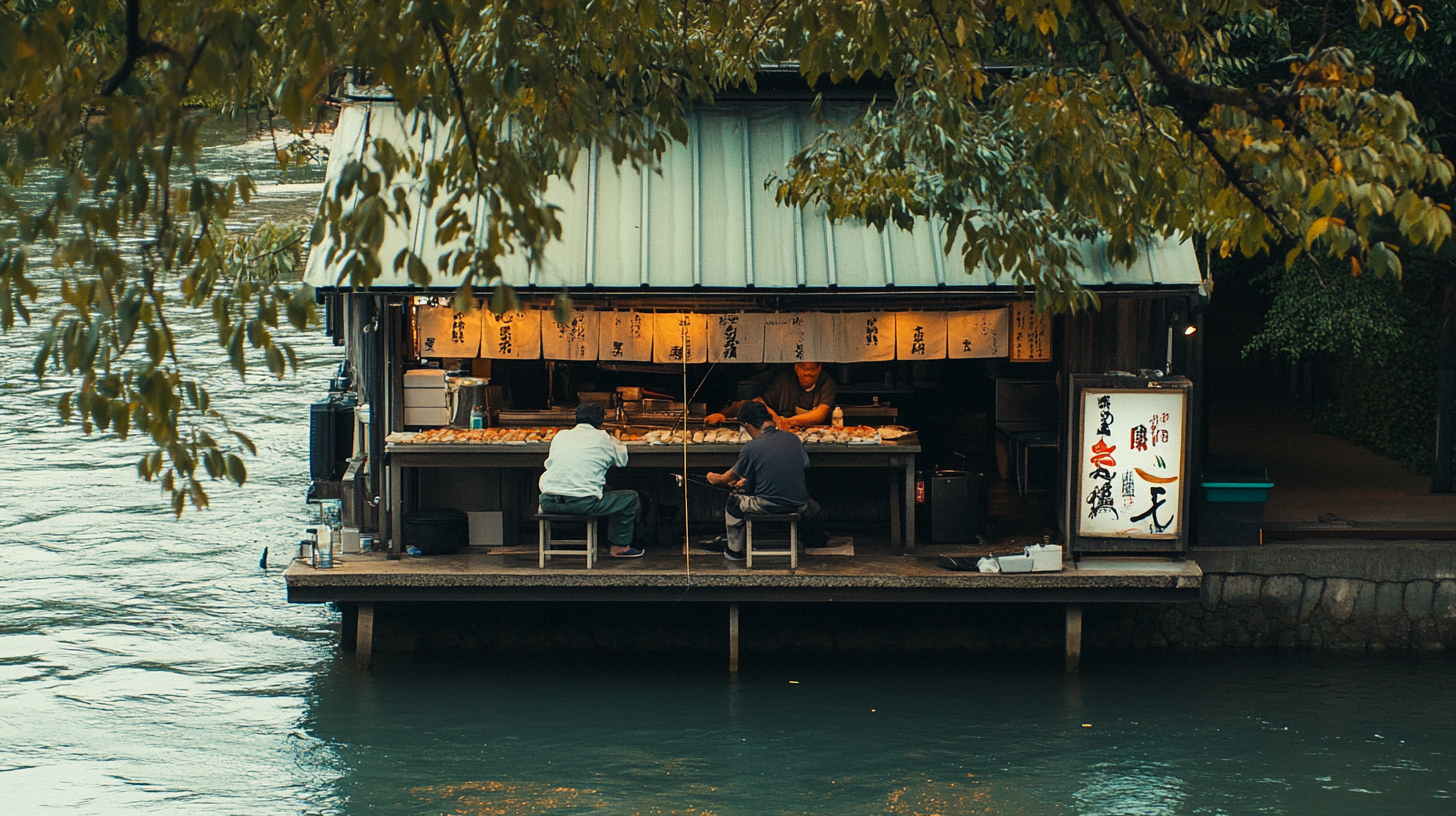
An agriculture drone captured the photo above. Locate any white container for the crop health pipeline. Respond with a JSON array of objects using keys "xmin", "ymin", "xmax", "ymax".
[
  {"xmin": 467, "ymin": 511, "xmax": 504, "ymax": 548},
  {"xmin": 1024, "ymin": 543, "xmax": 1063, "ymax": 572},
  {"xmin": 995, "ymin": 554, "xmax": 1035, "ymax": 573},
  {"xmin": 403, "ymin": 388, "xmax": 448, "ymax": 408},
  {"xmin": 341, "ymin": 527, "xmax": 362, "ymax": 553},
  {"xmin": 404, "ymin": 369, "xmax": 447, "ymax": 388},
  {"xmin": 404, "ymin": 406, "xmax": 451, "ymax": 426}
]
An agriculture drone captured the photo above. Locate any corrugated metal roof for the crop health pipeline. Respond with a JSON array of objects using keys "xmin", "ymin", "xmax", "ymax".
[{"xmin": 304, "ymin": 100, "xmax": 1202, "ymax": 291}]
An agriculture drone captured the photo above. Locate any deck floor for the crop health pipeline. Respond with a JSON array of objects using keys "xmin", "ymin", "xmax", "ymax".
[{"xmin": 285, "ymin": 541, "xmax": 1201, "ymax": 604}]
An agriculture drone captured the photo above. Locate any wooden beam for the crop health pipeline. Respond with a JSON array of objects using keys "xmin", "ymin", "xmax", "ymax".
[
  {"xmin": 728, "ymin": 602, "xmax": 740, "ymax": 673},
  {"xmin": 356, "ymin": 603, "xmax": 375, "ymax": 669},
  {"xmin": 1065, "ymin": 603, "xmax": 1083, "ymax": 673}
]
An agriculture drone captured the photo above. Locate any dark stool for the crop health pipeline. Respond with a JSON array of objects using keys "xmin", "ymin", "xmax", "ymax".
[
  {"xmin": 535, "ymin": 513, "xmax": 599, "ymax": 568},
  {"xmin": 745, "ymin": 512, "xmax": 800, "ymax": 568}
]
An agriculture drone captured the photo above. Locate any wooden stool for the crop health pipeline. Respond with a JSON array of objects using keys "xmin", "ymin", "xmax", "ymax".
[
  {"xmin": 745, "ymin": 512, "xmax": 800, "ymax": 568},
  {"xmin": 535, "ymin": 513, "xmax": 599, "ymax": 568}
]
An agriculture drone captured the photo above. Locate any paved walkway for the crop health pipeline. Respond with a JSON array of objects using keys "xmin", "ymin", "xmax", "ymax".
[{"xmin": 1208, "ymin": 398, "xmax": 1456, "ymax": 526}]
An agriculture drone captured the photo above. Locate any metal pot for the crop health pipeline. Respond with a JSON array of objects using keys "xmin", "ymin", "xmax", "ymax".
[{"xmin": 449, "ymin": 379, "xmax": 491, "ymax": 428}]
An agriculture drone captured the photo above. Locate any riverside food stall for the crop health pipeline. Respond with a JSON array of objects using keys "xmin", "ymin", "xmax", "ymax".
[{"xmin": 305, "ymin": 95, "xmax": 1206, "ymax": 562}]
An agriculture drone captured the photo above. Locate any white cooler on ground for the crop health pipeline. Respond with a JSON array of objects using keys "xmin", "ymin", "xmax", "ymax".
[{"xmin": 1024, "ymin": 543, "xmax": 1063, "ymax": 572}]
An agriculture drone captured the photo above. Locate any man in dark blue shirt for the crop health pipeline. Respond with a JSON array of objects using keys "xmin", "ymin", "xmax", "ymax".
[{"xmin": 706, "ymin": 402, "xmax": 817, "ymax": 561}]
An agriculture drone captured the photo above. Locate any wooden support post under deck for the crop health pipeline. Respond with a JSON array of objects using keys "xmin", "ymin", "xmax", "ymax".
[
  {"xmin": 728, "ymin": 603, "xmax": 740, "ymax": 673},
  {"xmin": 1065, "ymin": 603, "xmax": 1083, "ymax": 673},
  {"xmin": 903, "ymin": 462, "xmax": 916, "ymax": 550},
  {"xmin": 356, "ymin": 603, "xmax": 375, "ymax": 669}
]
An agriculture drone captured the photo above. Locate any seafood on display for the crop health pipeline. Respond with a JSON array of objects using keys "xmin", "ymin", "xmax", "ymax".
[{"xmin": 402, "ymin": 427, "xmax": 560, "ymax": 444}]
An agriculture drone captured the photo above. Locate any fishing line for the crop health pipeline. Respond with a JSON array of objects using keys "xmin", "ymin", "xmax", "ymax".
[{"xmin": 682, "ymin": 322, "xmax": 690, "ymax": 577}]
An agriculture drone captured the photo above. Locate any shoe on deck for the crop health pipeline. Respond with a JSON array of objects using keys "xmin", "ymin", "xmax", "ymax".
[
  {"xmin": 611, "ymin": 547, "xmax": 645, "ymax": 558},
  {"xmin": 723, "ymin": 548, "xmax": 745, "ymax": 562}
]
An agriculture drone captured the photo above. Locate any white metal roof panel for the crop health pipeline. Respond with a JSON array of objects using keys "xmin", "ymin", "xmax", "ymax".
[{"xmin": 305, "ymin": 101, "xmax": 1202, "ymax": 291}]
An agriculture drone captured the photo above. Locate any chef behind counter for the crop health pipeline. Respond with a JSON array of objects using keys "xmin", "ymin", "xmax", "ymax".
[{"xmin": 704, "ymin": 362, "xmax": 836, "ymax": 430}]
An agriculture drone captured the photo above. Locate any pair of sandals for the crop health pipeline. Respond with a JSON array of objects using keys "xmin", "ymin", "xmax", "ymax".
[{"xmin": 611, "ymin": 546, "xmax": 645, "ymax": 558}]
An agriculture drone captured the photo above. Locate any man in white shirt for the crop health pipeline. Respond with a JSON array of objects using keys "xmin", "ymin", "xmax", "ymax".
[{"xmin": 538, "ymin": 403, "xmax": 644, "ymax": 558}]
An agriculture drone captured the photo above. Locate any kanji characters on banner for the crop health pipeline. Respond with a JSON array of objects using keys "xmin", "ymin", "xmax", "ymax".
[
  {"xmin": 541, "ymin": 309, "xmax": 599, "ymax": 361},
  {"xmin": 837, "ymin": 313, "xmax": 896, "ymax": 362},
  {"xmin": 708, "ymin": 313, "xmax": 766, "ymax": 363},
  {"xmin": 652, "ymin": 313, "xmax": 708, "ymax": 364},
  {"xmin": 480, "ymin": 309, "xmax": 542, "ymax": 359},
  {"xmin": 1010, "ymin": 302, "xmax": 1053, "ymax": 362},
  {"xmin": 762, "ymin": 314, "xmax": 811, "ymax": 363},
  {"xmin": 414, "ymin": 304, "xmax": 482, "ymax": 358},
  {"xmin": 894, "ymin": 312, "xmax": 947, "ymax": 360},
  {"xmin": 598, "ymin": 311, "xmax": 653, "ymax": 362},
  {"xmin": 947, "ymin": 308, "xmax": 1009, "ymax": 359}
]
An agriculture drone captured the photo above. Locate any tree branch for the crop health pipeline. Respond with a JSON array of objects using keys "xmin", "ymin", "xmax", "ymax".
[
  {"xmin": 430, "ymin": 19, "xmax": 485, "ymax": 184},
  {"xmin": 100, "ymin": 0, "xmax": 179, "ymax": 96},
  {"xmin": 1092, "ymin": 0, "xmax": 1325, "ymax": 278},
  {"xmin": 1095, "ymin": 0, "xmax": 1297, "ymax": 122}
]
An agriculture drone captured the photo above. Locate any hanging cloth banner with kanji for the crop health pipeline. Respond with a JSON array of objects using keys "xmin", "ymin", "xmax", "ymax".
[
  {"xmin": 541, "ymin": 309, "xmax": 600, "ymax": 361},
  {"xmin": 1010, "ymin": 302, "xmax": 1053, "ymax": 362},
  {"xmin": 762, "ymin": 313, "xmax": 811, "ymax": 364},
  {"xmin": 708, "ymin": 312, "xmax": 766, "ymax": 363},
  {"xmin": 598, "ymin": 310, "xmax": 653, "ymax": 362},
  {"xmin": 480, "ymin": 309, "xmax": 542, "ymax": 360},
  {"xmin": 801, "ymin": 313, "xmax": 839, "ymax": 363},
  {"xmin": 414, "ymin": 303, "xmax": 482, "ymax": 358},
  {"xmin": 946, "ymin": 308, "xmax": 1010, "ymax": 359},
  {"xmin": 836, "ymin": 313, "xmax": 896, "ymax": 363},
  {"xmin": 652, "ymin": 313, "xmax": 708, "ymax": 364},
  {"xmin": 894, "ymin": 312, "xmax": 947, "ymax": 360}
]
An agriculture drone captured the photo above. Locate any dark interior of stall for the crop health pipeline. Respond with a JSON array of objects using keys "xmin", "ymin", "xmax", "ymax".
[{"xmin": 396, "ymin": 316, "xmax": 1062, "ymax": 552}]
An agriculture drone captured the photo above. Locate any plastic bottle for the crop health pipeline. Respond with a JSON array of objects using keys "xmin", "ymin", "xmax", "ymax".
[
  {"xmin": 470, "ymin": 404, "xmax": 484, "ymax": 429},
  {"xmin": 832, "ymin": 406, "xmax": 844, "ymax": 428}
]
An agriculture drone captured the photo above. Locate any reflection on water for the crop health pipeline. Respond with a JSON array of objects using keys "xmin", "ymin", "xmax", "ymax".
[
  {"xmin": 4, "ymin": 122, "xmax": 1456, "ymax": 816},
  {"xmin": 296, "ymin": 651, "xmax": 1456, "ymax": 816}
]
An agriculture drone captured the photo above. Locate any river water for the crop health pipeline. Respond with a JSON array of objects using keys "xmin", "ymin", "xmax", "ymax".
[{"xmin": 3, "ymin": 126, "xmax": 1455, "ymax": 815}]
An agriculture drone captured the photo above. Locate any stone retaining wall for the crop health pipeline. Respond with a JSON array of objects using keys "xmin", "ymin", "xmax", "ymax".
[
  {"xmin": 1087, "ymin": 542, "xmax": 1456, "ymax": 651},
  {"xmin": 1088, "ymin": 574, "xmax": 1456, "ymax": 651}
]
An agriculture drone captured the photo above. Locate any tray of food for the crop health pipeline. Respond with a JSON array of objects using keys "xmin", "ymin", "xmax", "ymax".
[
  {"xmin": 623, "ymin": 428, "xmax": 752, "ymax": 445},
  {"xmin": 795, "ymin": 425, "xmax": 880, "ymax": 444},
  {"xmin": 397, "ymin": 427, "xmax": 561, "ymax": 444}
]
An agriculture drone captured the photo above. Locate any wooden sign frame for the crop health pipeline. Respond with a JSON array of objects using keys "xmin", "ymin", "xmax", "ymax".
[{"xmin": 1066, "ymin": 375, "xmax": 1191, "ymax": 554}]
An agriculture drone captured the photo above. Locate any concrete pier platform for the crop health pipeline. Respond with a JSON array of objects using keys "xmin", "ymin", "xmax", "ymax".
[
  {"xmin": 287, "ymin": 547, "xmax": 1200, "ymax": 671},
  {"xmin": 285, "ymin": 548, "xmax": 1201, "ymax": 604}
]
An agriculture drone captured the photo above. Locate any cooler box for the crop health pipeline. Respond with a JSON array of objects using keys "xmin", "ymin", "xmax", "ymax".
[
  {"xmin": 1198, "ymin": 458, "xmax": 1273, "ymax": 547},
  {"xmin": 916, "ymin": 470, "xmax": 988, "ymax": 544}
]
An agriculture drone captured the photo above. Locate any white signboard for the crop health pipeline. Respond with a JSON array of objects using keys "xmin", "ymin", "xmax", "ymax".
[
  {"xmin": 598, "ymin": 311, "xmax": 653, "ymax": 362},
  {"xmin": 414, "ymin": 304, "xmax": 482, "ymax": 358},
  {"xmin": 947, "ymin": 308, "xmax": 1009, "ymax": 359},
  {"xmin": 1076, "ymin": 389, "xmax": 1187, "ymax": 538},
  {"xmin": 541, "ymin": 309, "xmax": 599, "ymax": 361}
]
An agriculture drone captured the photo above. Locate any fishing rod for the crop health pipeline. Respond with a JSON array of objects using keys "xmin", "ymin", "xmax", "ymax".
[{"xmin": 673, "ymin": 472, "xmax": 738, "ymax": 494}]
